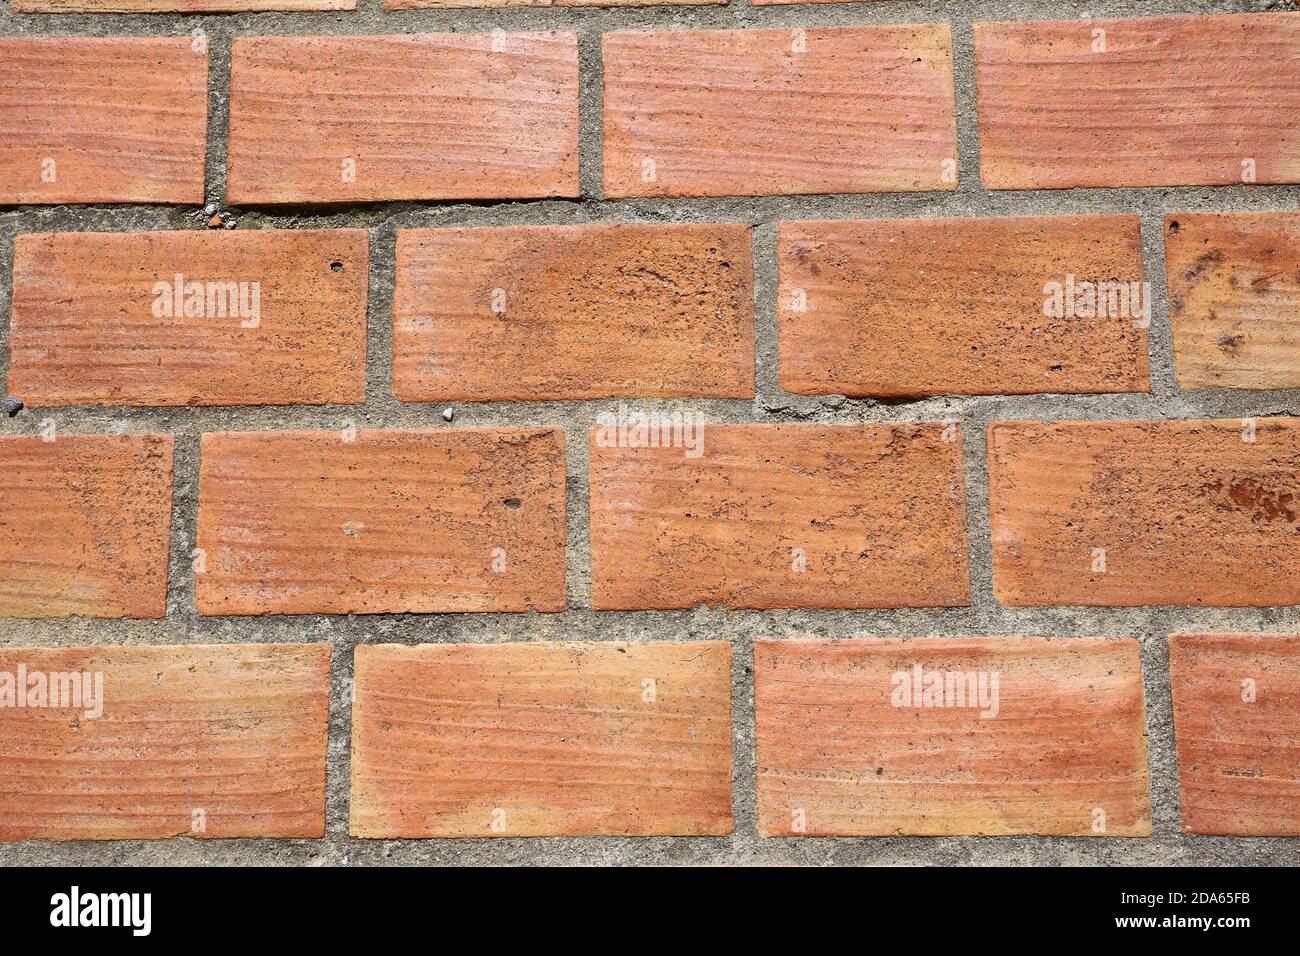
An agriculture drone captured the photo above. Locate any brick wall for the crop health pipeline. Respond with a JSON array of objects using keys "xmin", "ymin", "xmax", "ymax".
[{"xmin": 0, "ymin": 0, "xmax": 1297, "ymax": 865}]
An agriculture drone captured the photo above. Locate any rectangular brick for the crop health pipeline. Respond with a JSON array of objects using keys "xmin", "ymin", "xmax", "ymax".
[
  {"xmin": 228, "ymin": 33, "xmax": 579, "ymax": 204},
  {"xmin": 16, "ymin": 0, "xmax": 349, "ymax": 9},
  {"xmin": 0, "ymin": 38, "xmax": 207, "ymax": 205},
  {"xmin": 1165, "ymin": 212, "xmax": 1300, "ymax": 390},
  {"xmin": 393, "ymin": 224, "xmax": 755, "ymax": 401},
  {"xmin": 589, "ymin": 424, "xmax": 969, "ymax": 609},
  {"xmin": 351, "ymin": 641, "xmax": 732, "ymax": 837},
  {"xmin": 755, "ymin": 637, "xmax": 1150, "ymax": 836},
  {"xmin": 9, "ymin": 230, "xmax": 369, "ymax": 408},
  {"xmin": 989, "ymin": 418, "xmax": 1300, "ymax": 606},
  {"xmin": 1169, "ymin": 634, "xmax": 1300, "ymax": 835},
  {"xmin": 0, "ymin": 435, "xmax": 173, "ymax": 619},
  {"xmin": 0, "ymin": 644, "xmax": 329, "ymax": 840},
  {"xmin": 975, "ymin": 13, "xmax": 1300, "ymax": 188},
  {"xmin": 388, "ymin": 0, "xmax": 717, "ymax": 7},
  {"xmin": 197, "ymin": 428, "xmax": 566, "ymax": 615},
  {"xmin": 602, "ymin": 26, "xmax": 957, "ymax": 198},
  {"xmin": 778, "ymin": 215, "xmax": 1150, "ymax": 396}
]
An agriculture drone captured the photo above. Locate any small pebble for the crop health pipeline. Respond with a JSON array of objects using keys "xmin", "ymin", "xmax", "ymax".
[
  {"xmin": 4, "ymin": 396, "xmax": 23, "ymax": 417},
  {"xmin": 207, "ymin": 213, "xmax": 224, "ymax": 229},
  {"xmin": 202, "ymin": 202, "xmax": 217, "ymax": 216},
  {"xmin": 441, "ymin": 408, "xmax": 455, "ymax": 422}
]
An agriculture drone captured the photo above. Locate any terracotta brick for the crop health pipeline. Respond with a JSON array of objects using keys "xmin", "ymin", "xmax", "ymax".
[
  {"xmin": 975, "ymin": 13, "xmax": 1300, "ymax": 189},
  {"xmin": 228, "ymin": 33, "xmax": 579, "ymax": 204},
  {"xmin": 16, "ymin": 0, "xmax": 349, "ymax": 9},
  {"xmin": 1165, "ymin": 212, "xmax": 1300, "ymax": 390},
  {"xmin": 989, "ymin": 418, "xmax": 1300, "ymax": 606},
  {"xmin": 9, "ymin": 230, "xmax": 368, "ymax": 408},
  {"xmin": 0, "ymin": 38, "xmax": 208, "ymax": 205},
  {"xmin": 1169, "ymin": 634, "xmax": 1300, "ymax": 835},
  {"xmin": 589, "ymin": 424, "xmax": 969, "ymax": 610},
  {"xmin": 388, "ymin": 0, "xmax": 716, "ymax": 7},
  {"xmin": 755, "ymin": 637, "xmax": 1151, "ymax": 836},
  {"xmin": 196, "ymin": 429, "xmax": 566, "ymax": 615},
  {"xmin": 393, "ymin": 224, "xmax": 755, "ymax": 402},
  {"xmin": 0, "ymin": 644, "xmax": 329, "ymax": 840},
  {"xmin": 351, "ymin": 641, "xmax": 732, "ymax": 837},
  {"xmin": 778, "ymin": 215, "xmax": 1150, "ymax": 397},
  {"xmin": 0, "ymin": 435, "xmax": 173, "ymax": 619},
  {"xmin": 602, "ymin": 26, "xmax": 957, "ymax": 198}
]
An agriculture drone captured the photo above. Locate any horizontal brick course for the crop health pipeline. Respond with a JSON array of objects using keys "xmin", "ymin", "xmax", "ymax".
[
  {"xmin": 393, "ymin": 224, "xmax": 755, "ymax": 401},
  {"xmin": 0, "ymin": 37, "xmax": 207, "ymax": 205},
  {"xmin": 777, "ymin": 215, "xmax": 1150, "ymax": 396},
  {"xmin": 1165, "ymin": 212, "xmax": 1300, "ymax": 390},
  {"xmin": 989, "ymin": 418, "xmax": 1300, "ymax": 606},
  {"xmin": 196, "ymin": 428, "xmax": 566, "ymax": 616},
  {"xmin": 0, "ymin": 644, "xmax": 330, "ymax": 841},
  {"xmin": 975, "ymin": 13, "xmax": 1300, "ymax": 188},
  {"xmin": 1169, "ymin": 634, "xmax": 1300, "ymax": 835},
  {"xmin": 0, "ymin": 435, "xmax": 173, "ymax": 619},
  {"xmin": 602, "ymin": 26, "xmax": 957, "ymax": 198},
  {"xmin": 755, "ymin": 637, "xmax": 1151, "ymax": 836},
  {"xmin": 589, "ymin": 424, "xmax": 970, "ymax": 609},
  {"xmin": 228, "ymin": 33, "xmax": 579, "ymax": 204},
  {"xmin": 9, "ymin": 229, "xmax": 369, "ymax": 408},
  {"xmin": 350, "ymin": 641, "xmax": 732, "ymax": 837},
  {"xmin": 14, "ymin": 0, "xmax": 350, "ymax": 9}
]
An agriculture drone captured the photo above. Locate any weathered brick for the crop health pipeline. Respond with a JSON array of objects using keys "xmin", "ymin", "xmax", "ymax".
[
  {"xmin": 228, "ymin": 33, "xmax": 579, "ymax": 204},
  {"xmin": 196, "ymin": 429, "xmax": 566, "ymax": 615},
  {"xmin": 16, "ymin": 0, "xmax": 349, "ymax": 9},
  {"xmin": 351, "ymin": 641, "xmax": 732, "ymax": 837},
  {"xmin": 989, "ymin": 418, "xmax": 1300, "ymax": 606},
  {"xmin": 1169, "ymin": 634, "xmax": 1300, "ymax": 835},
  {"xmin": 388, "ymin": 0, "xmax": 716, "ymax": 7},
  {"xmin": 778, "ymin": 215, "xmax": 1150, "ymax": 396},
  {"xmin": 0, "ymin": 644, "xmax": 329, "ymax": 840},
  {"xmin": 975, "ymin": 13, "xmax": 1300, "ymax": 188},
  {"xmin": 602, "ymin": 26, "xmax": 957, "ymax": 198},
  {"xmin": 0, "ymin": 37, "xmax": 207, "ymax": 205},
  {"xmin": 755, "ymin": 637, "xmax": 1151, "ymax": 836},
  {"xmin": 589, "ymin": 424, "xmax": 969, "ymax": 609},
  {"xmin": 9, "ymin": 229, "xmax": 369, "ymax": 408},
  {"xmin": 1165, "ymin": 212, "xmax": 1300, "ymax": 390},
  {"xmin": 393, "ymin": 224, "xmax": 755, "ymax": 402},
  {"xmin": 0, "ymin": 435, "xmax": 173, "ymax": 619}
]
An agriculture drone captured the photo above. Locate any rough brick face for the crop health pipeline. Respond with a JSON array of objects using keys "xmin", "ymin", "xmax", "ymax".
[
  {"xmin": 0, "ymin": 37, "xmax": 207, "ymax": 205},
  {"xmin": 350, "ymin": 641, "xmax": 732, "ymax": 837},
  {"xmin": 0, "ymin": 435, "xmax": 173, "ymax": 619},
  {"xmin": 15, "ymin": 0, "xmax": 349, "ymax": 9},
  {"xmin": 778, "ymin": 215, "xmax": 1150, "ymax": 396},
  {"xmin": 755, "ymin": 637, "xmax": 1151, "ymax": 836},
  {"xmin": 196, "ymin": 429, "xmax": 566, "ymax": 615},
  {"xmin": 1169, "ymin": 634, "xmax": 1300, "ymax": 836},
  {"xmin": 602, "ymin": 26, "xmax": 957, "ymax": 198},
  {"xmin": 989, "ymin": 419, "xmax": 1300, "ymax": 606},
  {"xmin": 228, "ymin": 33, "xmax": 579, "ymax": 204},
  {"xmin": 975, "ymin": 13, "xmax": 1300, "ymax": 189},
  {"xmin": 589, "ymin": 424, "xmax": 970, "ymax": 610},
  {"xmin": 0, "ymin": 644, "xmax": 330, "ymax": 840},
  {"xmin": 393, "ymin": 224, "xmax": 755, "ymax": 401},
  {"xmin": 1165, "ymin": 212, "xmax": 1300, "ymax": 390},
  {"xmin": 388, "ymin": 0, "xmax": 716, "ymax": 7},
  {"xmin": 9, "ymin": 230, "xmax": 368, "ymax": 408}
]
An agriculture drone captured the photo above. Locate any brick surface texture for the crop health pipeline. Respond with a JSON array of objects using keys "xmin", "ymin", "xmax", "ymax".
[{"xmin": 1, "ymin": 2, "xmax": 1297, "ymax": 868}]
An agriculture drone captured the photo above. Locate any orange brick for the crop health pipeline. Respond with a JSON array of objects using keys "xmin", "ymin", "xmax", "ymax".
[
  {"xmin": 1169, "ymin": 634, "xmax": 1300, "ymax": 835},
  {"xmin": 990, "ymin": 418, "xmax": 1300, "ymax": 606},
  {"xmin": 388, "ymin": 0, "xmax": 716, "ymax": 7},
  {"xmin": 0, "ymin": 435, "xmax": 173, "ymax": 619},
  {"xmin": 0, "ymin": 644, "xmax": 329, "ymax": 840},
  {"xmin": 589, "ymin": 424, "xmax": 969, "ymax": 609},
  {"xmin": 0, "ymin": 38, "xmax": 207, "ymax": 205},
  {"xmin": 16, "ymin": 0, "xmax": 349, "ymax": 8},
  {"xmin": 1165, "ymin": 212, "xmax": 1300, "ymax": 390},
  {"xmin": 602, "ymin": 26, "xmax": 957, "ymax": 198},
  {"xmin": 975, "ymin": 13, "xmax": 1300, "ymax": 189},
  {"xmin": 778, "ymin": 215, "xmax": 1150, "ymax": 396},
  {"xmin": 228, "ymin": 33, "xmax": 579, "ymax": 204},
  {"xmin": 196, "ymin": 429, "xmax": 566, "ymax": 615},
  {"xmin": 755, "ymin": 637, "xmax": 1150, "ymax": 836},
  {"xmin": 350, "ymin": 641, "xmax": 732, "ymax": 837},
  {"xmin": 393, "ymin": 224, "xmax": 755, "ymax": 402},
  {"xmin": 9, "ymin": 230, "xmax": 368, "ymax": 408}
]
